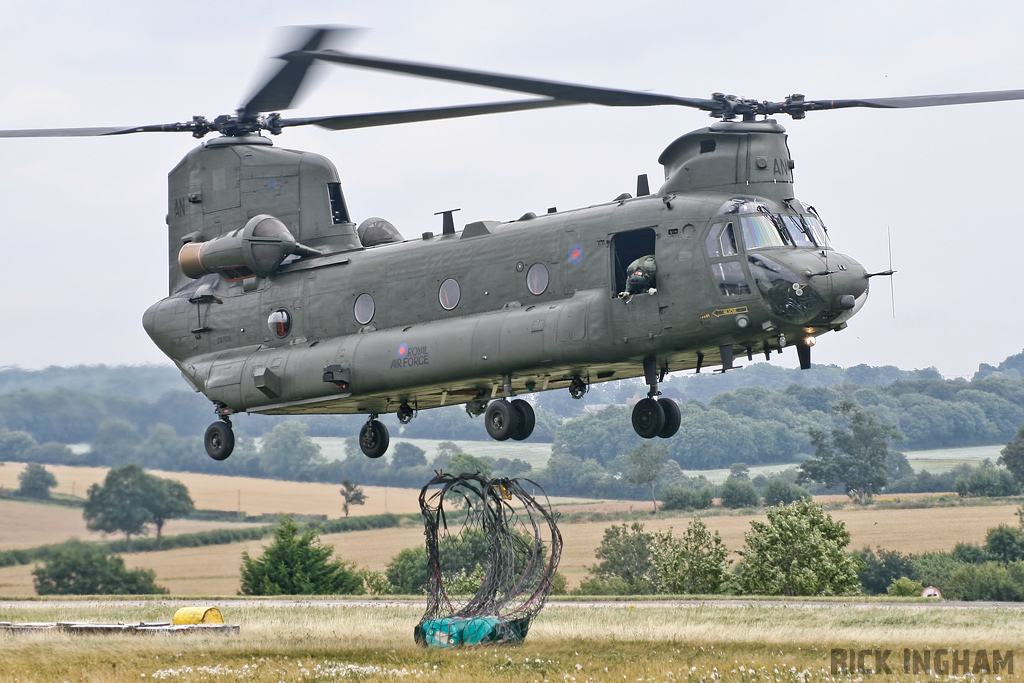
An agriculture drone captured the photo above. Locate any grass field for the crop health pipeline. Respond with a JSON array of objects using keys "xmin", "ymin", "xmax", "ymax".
[
  {"xmin": 0, "ymin": 462, "xmax": 426, "ymax": 517},
  {"xmin": 0, "ymin": 600, "xmax": 1021, "ymax": 682},
  {"xmin": 0, "ymin": 500, "xmax": 1016, "ymax": 597},
  {"xmin": 0, "ymin": 499, "xmax": 263, "ymax": 551}
]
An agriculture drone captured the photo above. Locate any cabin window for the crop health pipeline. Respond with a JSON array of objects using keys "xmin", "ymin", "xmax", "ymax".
[
  {"xmin": 710, "ymin": 262, "xmax": 751, "ymax": 298},
  {"xmin": 705, "ymin": 222, "xmax": 738, "ymax": 258},
  {"xmin": 267, "ymin": 309, "xmax": 291, "ymax": 338},
  {"xmin": 526, "ymin": 263, "xmax": 549, "ymax": 295},
  {"xmin": 438, "ymin": 278, "xmax": 461, "ymax": 310},
  {"xmin": 354, "ymin": 293, "xmax": 375, "ymax": 325},
  {"xmin": 327, "ymin": 182, "xmax": 350, "ymax": 224}
]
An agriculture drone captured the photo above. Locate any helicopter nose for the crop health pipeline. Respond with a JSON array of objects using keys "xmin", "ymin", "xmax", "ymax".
[
  {"xmin": 747, "ymin": 251, "xmax": 868, "ymax": 327},
  {"xmin": 821, "ymin": 253, "xmax": 870, "ymax": 325},
  {"xmin": 834, "ymin": 294, "xmax": 857, "ymax": 310}
]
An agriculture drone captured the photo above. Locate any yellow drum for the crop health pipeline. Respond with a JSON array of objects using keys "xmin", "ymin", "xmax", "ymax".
[{"xmin": 172, "ymin": 607, "xmax": 225, "ymax": 625}]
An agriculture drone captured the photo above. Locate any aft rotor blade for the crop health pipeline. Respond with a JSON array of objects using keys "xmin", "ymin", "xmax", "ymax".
[
  {"xmin": 240, "ymin": 26, "xmax": 357, "ymax": 118},
  {"xmin": 805, "ymin": 89, "xmax": 1024, "ymax": 111},
  {"xmin": 296, "ymin": 49, "xmax": 717, "ymax": 110},
  {"xmin": 279, "ymin": 98, "xmax": 576, "ymax": 131}
]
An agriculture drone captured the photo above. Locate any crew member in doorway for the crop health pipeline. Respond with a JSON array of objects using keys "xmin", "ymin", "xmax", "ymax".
[{"xmin": 621, "ymin": 254, "xmax": 657, "ymax": 299}]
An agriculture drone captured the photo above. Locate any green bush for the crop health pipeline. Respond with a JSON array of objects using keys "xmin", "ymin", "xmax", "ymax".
[
  {"xmin": 659, "ymin": 485, "xmax": 713, "ymax": 511},
  {"xmin": 735, "ymin": 499, "xmax": 861, "ymax": 596},
  {"xmin": 32, "ymin": 541, "xmax": 166, "ymax": 595},
  {"xmin": 984, "ymin": 524, "xmax": 1024, "ymax": 563},
  {"xmin": 589, "ymin": 523, "xmax": 657, "ymax": 594},
  {"xmin": 17, "ymin": 462, "xmax": 56, "ymax": 499},
  {"xmin": 240, "ymin": 515, "xmax": 363, "ymax": 595},
  {"xmin": 887, "ymin": 576, "xmax": 924, "ymax": 596},
  {"xmin": 572, "ymin": 576, "xmax": 634, "ymax": 596},
  {"xmin": 650, "ymin": 518, "xmax": 730, "ymax": 595},
  {"xmin": 720, "ymin": 477, "xmax": 761, "ymax": 509},
  {"xmin": 548, "ymin": 571, "xmax": 569, "ymax": 596},
  {"xmin": 910, "ymin": 551, "xmax": 965, "ymax": 594},
  {"xmin": 945, "ymin": 561, "xmax": 1024, "ymax": 601},
  {"xmin": 761, "ymin": 477, "xmax": 810, "ymax": 507},
  {"xmin": 360, "ymin": 570, "xmax": 394, "ymax": 596},
  {"xmin": 386, "ymin": 547, "xmax": 429, "ymax": 595},
  {"xmin": 854, "ymin": 547, "xmax": 916, "ymax": 595}
]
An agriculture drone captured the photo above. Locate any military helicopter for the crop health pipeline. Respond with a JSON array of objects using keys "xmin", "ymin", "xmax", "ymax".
[{"xmin": 5, "ymin": 26, "xmax": 1023, "ymax": 462}]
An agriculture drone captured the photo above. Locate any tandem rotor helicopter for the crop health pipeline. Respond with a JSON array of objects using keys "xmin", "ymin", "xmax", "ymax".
[{"xmin": 6, "ymin": 26, "xmax": 1024, "ymax": 461}]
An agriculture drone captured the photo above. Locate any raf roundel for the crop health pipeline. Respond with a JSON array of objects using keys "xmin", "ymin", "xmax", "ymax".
[
  {"xmin": 397, "ymin": 344, "xmax": 409, "ymax": 359},
  {"xmin": 568, "ymin": 244, "xmax": 583, "ymax": 264}
]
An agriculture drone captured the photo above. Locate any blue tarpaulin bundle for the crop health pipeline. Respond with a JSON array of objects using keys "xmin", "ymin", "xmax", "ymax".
[{"xmin": 417, "ymin": 615, "xmax": 531, "ymax": 647}]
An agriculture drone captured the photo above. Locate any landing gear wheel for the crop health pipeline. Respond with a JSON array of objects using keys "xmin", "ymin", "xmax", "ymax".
[
  {"xmin": 359, "ymin": 419, "xmax": 389, "ymax": 458},
  {"xmin": 632, "ymin": 398, "xmax": 666, "ymax": 439},
  {"xmin": 204, "ymin": 421, "xmax": 235, "ymax": 461},
  {"xmin": 484, "ymin": 399, "xmax": 520, "ymax": 441},
  {"xmin": 509, "ymin": 399, "xmax": 536, "ymax": 441},
  {"xmin": 657, "ymin": 398, "xmax": 681, "ymax": 439}
]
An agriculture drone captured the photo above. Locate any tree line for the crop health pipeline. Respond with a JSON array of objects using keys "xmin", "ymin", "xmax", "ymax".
[
  {"xmin": 0, "ymin": 356, "xmax": 1011, "ymax": 449},
  {"xmin": 6, "ymin": 401, "xmax": 1024, "ymax": 507},
  {"xmin": 4, "ymin": 353, "xmax": 1024, "ymax": 500}
]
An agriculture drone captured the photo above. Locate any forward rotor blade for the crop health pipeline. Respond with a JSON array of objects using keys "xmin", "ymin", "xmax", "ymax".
[
  {"xmin": 0, "ymin": 123, "xmax": 193, "ymax": 137},
  {"xmin": 241, "ymin": 26, "xmax": 357, "ymax": 118},
  {"xmin": 295, "ymin": 49, "xmax": 717, "ymax": 110},
  {"xmin": 805, "ymin": 89, "xmax": 1024, "ymax": 111},
  {"xmin": 278, "ymin": 98, "xmax": 576, "ymax": 131}
]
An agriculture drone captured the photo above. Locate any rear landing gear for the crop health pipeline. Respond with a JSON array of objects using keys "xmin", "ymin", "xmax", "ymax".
[
  {"xmin": 359, "ymin": 415, "xmax": 389, "ymax": 459},
  {"xmin": 484, "ymin": 397, "xmax": 537, "ymax": 441},
  {"xmin": 509, "ymin": 398, "xmax": 535, "ymax": 441},
  {"xmin": 631, "ymin": 357, "xmax": 680, "ymax": 439},
  {"xmin": 483, "ymin": 375, "xmax": 537, "ymax": 442},
  {"xmin": 631, "ymin": 398, "xmax": 664, "ymax": 438},
  {"xmin": 485, "ymin": 399, "xmax": 517, "ymax": 441}
]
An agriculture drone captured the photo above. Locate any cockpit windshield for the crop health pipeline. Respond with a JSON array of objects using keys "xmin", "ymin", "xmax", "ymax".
[
  {"xmin": 739, "ymin": 215, "xmax": 786, "ymax": 249},
  {"xmin": 782, "ymin": 216, "xmax": 816, "ymax": 247}
]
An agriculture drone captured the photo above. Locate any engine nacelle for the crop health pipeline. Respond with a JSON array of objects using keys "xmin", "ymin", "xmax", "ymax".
[{"xmin": 178, "ymin": 214, "xmax": 311, "ymax": 280}]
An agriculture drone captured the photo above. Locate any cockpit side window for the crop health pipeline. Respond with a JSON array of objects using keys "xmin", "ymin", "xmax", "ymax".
[
  {"xmin": 705, "ymin": 222, "xmax": 738, "ymax": 258},
  {"xmin": 803, "ymin": 215, "xmax": 829, "ymax": 247},
  {"xmin": 711, "ymin": 261, "xmax": 751, "ymax": 298}
]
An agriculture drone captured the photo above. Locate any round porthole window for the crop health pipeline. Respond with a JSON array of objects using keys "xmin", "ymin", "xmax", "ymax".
[
  {"xmin": 354, "ymin": 292, "xmax": 375, "ymax": 325},
  {"xmin": 526, "ymin": 262, "xmax": 549, "ymax": 295},
  {"xmin": 267, "ymin": 308, "xmax": 291, "ymax": 338},
  {"xmin": 438, "ymin": 278, "xmax": 461, "ymax": 310}
]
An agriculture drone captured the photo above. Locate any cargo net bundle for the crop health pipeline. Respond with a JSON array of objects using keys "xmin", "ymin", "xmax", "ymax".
[{"xmin": 414, "ymin": 473, "xmax": 562, "ymax": 648}]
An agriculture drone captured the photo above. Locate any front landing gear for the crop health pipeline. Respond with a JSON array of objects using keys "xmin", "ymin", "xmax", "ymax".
[
  {"xmin": 631, "ymin": 357, "xmax": 681, "ymax": 440},
  {"xmin": 204, "ymin": 403, "xmax": 235, "ymax": 461},
  {"xmin": 359, "ymin": 415, "xmax": 390, "ymax": 459},
  {"xmin": 204, "ymin": 418, "xmax": 234, "ymax": 461}
]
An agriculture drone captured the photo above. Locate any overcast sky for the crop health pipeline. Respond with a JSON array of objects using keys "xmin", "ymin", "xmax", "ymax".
[{"xmin": 2, "ymin": 1, "xmax": 1022, "ymax": 379}]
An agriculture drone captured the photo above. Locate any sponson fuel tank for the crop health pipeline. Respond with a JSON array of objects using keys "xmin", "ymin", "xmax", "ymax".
[{"xmin": 178, "ymin": 214, "xmax": 320, "ymax": 280}]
